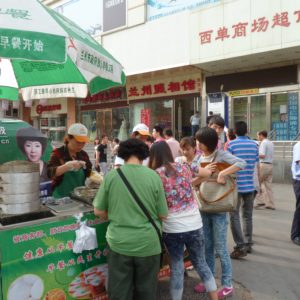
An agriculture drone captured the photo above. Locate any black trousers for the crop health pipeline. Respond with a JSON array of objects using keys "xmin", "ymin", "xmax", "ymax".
[
  {"xmin": 107, "ymin": 248, "xmax": 160, "ymax": 300},
  {"xmin": 291, "ymin": 180, "xmax": 300, "ymax": 240}
]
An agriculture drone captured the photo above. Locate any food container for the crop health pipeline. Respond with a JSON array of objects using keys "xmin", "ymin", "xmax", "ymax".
[{"xmin": 0, "ymin": 161, "xmax": 40, "ymax": 214}]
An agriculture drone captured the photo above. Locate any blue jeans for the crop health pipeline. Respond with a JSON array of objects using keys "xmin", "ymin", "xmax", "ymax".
[
  {"xmin": 163, "ymin": 228, "xmax": 217, "ymax": 300},
  {"xmin": 191, "ymin": 125, "xmax": 200, "ymax": 136},
  {"xmin": 202, "ymin": 212, "xmax": 232, "ymax": 288},
  {"xmin": 230, "ymin": 191, "xmax": 255, "ymax": 247},
  {"xmin": 291, "ymin": 180, "xmax": 300, "ymax": 240}
]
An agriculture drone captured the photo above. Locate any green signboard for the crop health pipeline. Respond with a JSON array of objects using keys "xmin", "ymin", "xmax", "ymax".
[
  {"xmin": 0, "ymin": 119, "xmax": 52, "ymax": 164},
  {"xmin": 0, "ymin": 213, "xmax": 109, "ymax": 300}
]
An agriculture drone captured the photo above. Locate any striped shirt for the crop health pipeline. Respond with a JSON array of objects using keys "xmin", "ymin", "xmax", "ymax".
[{"xmin": 228, "ymin": 136, "xmax": 259, "ymax": 193}]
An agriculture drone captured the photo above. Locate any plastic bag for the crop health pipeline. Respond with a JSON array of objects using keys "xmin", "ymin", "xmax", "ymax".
[{"xmin": 73, "ymin": 214, "xmax": 98, "ymax": 254}]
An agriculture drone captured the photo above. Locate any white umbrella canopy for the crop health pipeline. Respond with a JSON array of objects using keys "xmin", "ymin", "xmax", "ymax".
[{"xmin": 0, "ymin": 0, "xmax": 125, "ymax": 101}]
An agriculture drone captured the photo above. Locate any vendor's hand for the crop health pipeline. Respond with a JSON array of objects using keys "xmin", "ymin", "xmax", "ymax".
[
  {"xmin": 78, "ymin": 160, "xmax": 86, "ymax": 169},
  {"xmin": 217, "ymin": 172, "xmax": 226, "ymax": 184},
  {"xmin": 205, "ymin": 162, "xmax": 217, "ymax": 174},
  {"xmin": 65, "ymin": 160, "xmax": 83, "ymax": 171}
]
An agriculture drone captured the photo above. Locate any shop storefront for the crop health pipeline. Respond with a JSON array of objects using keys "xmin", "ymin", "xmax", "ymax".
[
  {"xmin": 127, "ymin": 67, "xmax": 202, "ymax": 138},
  {"xmin": 30, "ymin": 99, "xmax": 69, "ymax": 142},
  {"xmin": 206, "ymin": 65, "xmax": 299, "ymax": 140},
  {"xmin": 80, "ymin": 88, "xmax": 129, "ymax": 141}
]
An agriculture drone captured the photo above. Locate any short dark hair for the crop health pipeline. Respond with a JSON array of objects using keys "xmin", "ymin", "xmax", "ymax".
[
  {"xmin": 258, "ymin": 130, "xmax": 268, "ymax": 138},
  {"xmin": 195, "ymin": 127, "xmax": 218, "ymax": 153},
  {"xmin": 209, "ymin": 111, "xmax": 213, "ymax": 115},
  {"xmin": 16, "ymin": 126, "xmax": 47, "ymax": 155},
  {"xmin": 146, "ymin": 135, "xmax": 155, "ymax": 143},
  {"xmin": 227, "ymin": 128, "xmax": 236, "ymax": 141},
  {"xmin": 180, "ymin": 136, "xmax": 196, "ymax": 149},
  {"xmin": 208, "ymin": 115, "xmax": 225, "ymax": 128},
  {"xmin": 101, "ymin": 134, "xmax": 107, "ymax": 139},
  {"xmin": 153, "ymin": 125, "xmax": 163, "ymax": 136},
  {"xmin": 234, "ymin": 121, "xmax": 248, "ymax": 136},
  {"xmin": 118, "ymin": 138, "xmax": 149, "ymax": 162},
  {"xmin": 113, "ymin": 138, "xmax": 120, "ymax": 143},
  {"xmin": 149, "ymin": 141, "xmax": 175, "ymax": 174},
  {"xmin": 164, "ymin": 128, "xmax": 173, "ymax": 137}
]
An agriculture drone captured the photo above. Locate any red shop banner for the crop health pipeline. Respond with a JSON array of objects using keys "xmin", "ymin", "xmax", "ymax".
[{"xmin": 141, "ymin": 109, "xmax": 151, "ymax": 128}]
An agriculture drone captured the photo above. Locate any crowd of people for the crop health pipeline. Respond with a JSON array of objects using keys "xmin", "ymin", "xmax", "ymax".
[
  {"xmin": 23, "ymin": 114, "xmax": 297, "ymax": 299},
  {"xmin": 91, "ymin": 113, "xmax": 300, "ymax": 300}
]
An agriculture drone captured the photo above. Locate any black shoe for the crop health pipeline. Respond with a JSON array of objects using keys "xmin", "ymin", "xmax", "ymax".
[
  {"xmin": 292, "ymin": 237, "xmax": 300, "ymax": 246},
  {"xmin": 230, "ymin": 247, "xmax": 247, "ymax": 259},
  {"xmin": 245, "ymin": 245, "xmax": 252, "ymax": 253}
]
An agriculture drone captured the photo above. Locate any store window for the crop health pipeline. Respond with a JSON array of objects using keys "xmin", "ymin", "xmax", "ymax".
[
  {"xmin": 130, "ymin": 100, "xmax": 172, "ymax": 133},
  {"xmin": 271, "ymin": 93, "xmax": 288, "ymax": 140},
  {"xmin": 4, "ymin": 102, "xmax": 19, "ymax": 118},
  {"xmin": 232, "ymin": 97, "xmax": 248, "ymax": 124},
  {"xmin": 271, "ymin": 92, "xmax": 299, "ymax": 140},
  {"xmin": 81, "ymin": 107, "xmax": 130, "ymax": 142},
  {"xmin": 40, "ymin": 116, "xmax": 67, "ymax": 142},
  {"xmin": 81, "ymin": 111, "xmax": 97, "ymax": 141},
  {"xmin": 112, "ymin": 107, "xmax": 130, "ymax": 141}
]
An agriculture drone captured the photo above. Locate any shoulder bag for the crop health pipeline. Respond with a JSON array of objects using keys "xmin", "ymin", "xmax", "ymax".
[
  {"xmin": 117, "ymin": 168, "xmax": 169, "ymax": 267},
  {"xmin": 198, "ymin": 152, "xmax": 238, "ymax": 213}
]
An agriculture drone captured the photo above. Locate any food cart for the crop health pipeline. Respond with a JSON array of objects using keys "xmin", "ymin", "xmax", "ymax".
[{"xmin": 0, "ymin": 119, "xmax": 109, "ymax": 300}]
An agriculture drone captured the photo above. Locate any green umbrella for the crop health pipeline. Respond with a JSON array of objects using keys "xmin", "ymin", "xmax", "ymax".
[{"xmin": 0, "ymin": 0, "xmax": 126, "ymax": 101}]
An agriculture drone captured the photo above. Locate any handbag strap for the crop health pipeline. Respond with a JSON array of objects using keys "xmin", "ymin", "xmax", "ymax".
[{"xmin": 117, "ymin": 168, "xmax": 163, "ymax": 250}]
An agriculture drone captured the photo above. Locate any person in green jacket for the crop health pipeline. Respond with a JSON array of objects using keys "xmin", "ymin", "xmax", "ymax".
[{"xmin": 93, "ymin": 138, "xmax": 168, "ymax": 300}]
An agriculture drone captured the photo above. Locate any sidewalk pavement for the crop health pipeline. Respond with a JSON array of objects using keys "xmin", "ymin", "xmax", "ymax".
[{"xmin": 157, "ymin": 183, "xmax": 300, "ymax": 300}]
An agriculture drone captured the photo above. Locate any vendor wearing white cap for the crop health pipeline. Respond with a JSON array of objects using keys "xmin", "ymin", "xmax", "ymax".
[
  {"xmin": 47, "ymin": 123, "xmax": 92, "ymax": 199},
  {"xmin": 114, "ymin": 123, "xmax": 151, "ymax": 167}
]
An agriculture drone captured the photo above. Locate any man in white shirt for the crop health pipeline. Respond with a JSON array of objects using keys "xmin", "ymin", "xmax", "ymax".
[
  {"xmin": 291, "ymin": 141, "xmax": 300, "ymax": 246},
  {"xmin": 255, "ymin": 130, "xmax": 275, "ymax": 209},
  {"xmin": 190, "ymin": 111, "xmax": 200, "ymax": 136},
  {"xmin": 114, "ymin": 123, "xmax": 150, "ymax": 168},
  {"xmin": 164, "ymin": 129, "xmax": 181, "ymax": 160}
]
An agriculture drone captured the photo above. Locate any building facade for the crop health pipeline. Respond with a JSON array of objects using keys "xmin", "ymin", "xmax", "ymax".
[{"xmin": 44, "ymin": 0, "xmax": 300, "ymax": 140}]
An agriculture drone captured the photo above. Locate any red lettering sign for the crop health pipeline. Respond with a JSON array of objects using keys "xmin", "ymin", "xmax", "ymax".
[
  {"xmin": 153, "ymin": 83, "xmax": 166, "ymax": 94},
  {"xmin": 141, "ymin": 109, "xmax": 151, "ymax": 128},
  {"xmin": 168, "ymin": 82, "xmax": 181, "ymax": 92},
  {"xmin": 215, "ymin": 26, "xmax": 230, "ymax": 40},
  {"xmin": 36, "ymin": 104, "xmax": 62, "ymax": 115},
  {"xmin": 252, "ymin": 17, "xmax": 269, "ymax": 32},
  {"xmin": 272, "ymin": 12, "xmax": 290, "ymax": 27},
  {"xmin": 82, "ymin": 89, "xmax": 123, "ymax": 104},
  {"xmin": 232, "ymin": 22, "xmax": 248, "ymax": 38},
  {"xmin": 128, "ymin": 86, "xmax": 139, "ymax": 97},
  {"xmin": 141, "ymin": 85, "xmax": 152, "ymax": 96},
  {"xmin": 199, "ymin": 30, "xmax": 213, "ymax": 44},
  {"xmin": 295, "ymin": 10, "xmax": 300, "ymax": 22},
  {"xmin": 181, "ymin": 80, "xmax": 196, "ymax": 91}
]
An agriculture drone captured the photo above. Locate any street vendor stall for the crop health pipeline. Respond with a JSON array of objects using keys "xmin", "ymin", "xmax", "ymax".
[
  {"xmin": 0, "ymin": 1, "xmax": 127, "ymax": 297},
  {"xmin": 0, "ymin": 160, "xmax": 109, "ymax": 300},
  {"xmin": 0, "ymin": 119, "xmax": 109, "ymax": 300},
  {"xmin": 0, "ymin": 195, "xmax": 109, "ymax": 300}
]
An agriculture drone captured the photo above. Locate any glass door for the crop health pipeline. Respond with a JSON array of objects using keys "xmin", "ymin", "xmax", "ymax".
[
  {"xmin": 232, "ymin": 97, "xmax": 248, "ymax": 124},
  {"xmin": 232, "ymin": 95, "xmax": 267, "ymax": 138},
  {"xmin": 96, "ymin": 110, "xmax": 113, "ymax": 138},
  {"xmin": 250, "ymin": 95, "xmax": 267, "ymax": 138}
]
